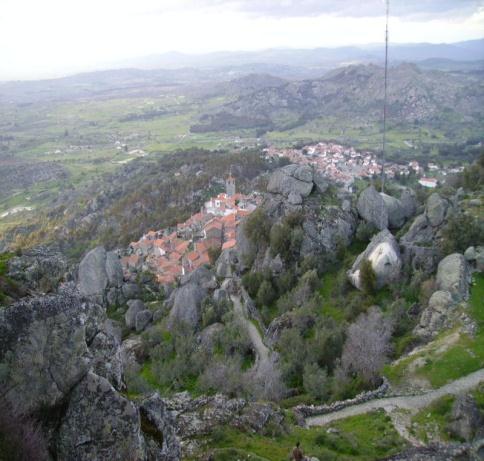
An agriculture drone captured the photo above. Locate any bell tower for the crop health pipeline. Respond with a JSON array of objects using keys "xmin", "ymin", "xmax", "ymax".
[{"xmin": 226, "ymin": 168, "xmax": 236, "ymax": 197}]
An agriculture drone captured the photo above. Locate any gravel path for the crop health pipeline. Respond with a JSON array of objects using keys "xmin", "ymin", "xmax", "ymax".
[
  {"xmin": 307, "ymin": 368, "xmax": 484, "ymax": 427},
  {"xmin": 231, "ymin": 294, "xmax": 271, "ymax": 372}
]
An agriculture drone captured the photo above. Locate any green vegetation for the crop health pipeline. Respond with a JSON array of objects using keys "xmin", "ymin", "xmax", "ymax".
[
  {"xmin": 411, "ymin": 395, "xmax": 455, "ymax": 443},
  {"xmin": 0, "ymin": 253, "xmax": 22, "ymax": 305},
  {"xmin": 197, "ymin": 410, "xmax": 406, "ymax": 461},
  {"xmin": 359, "ymin": 259, "xmax": 377, "ymax": 295},
  {"xmin": 440, "ymin": 212, "xmax": 484, "ymax": 255},
  {"xmin": 385, "ymin": 272, "xmax": 484, "ymax": 388}
]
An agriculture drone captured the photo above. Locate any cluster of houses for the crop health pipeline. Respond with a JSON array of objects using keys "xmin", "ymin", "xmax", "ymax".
[
  {"xmin": 264, "ymin": 142, "xmax": 460, "ymax": 189},
  {"xmin": 121, "ymin": 175, "xmax": 260, "ymax": 285}
]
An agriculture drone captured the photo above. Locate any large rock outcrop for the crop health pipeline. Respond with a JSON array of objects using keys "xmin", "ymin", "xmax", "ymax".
[
  {"xmin": 415, "ymin": 253, "xmax": 471, "ymax": 339},
  {"xmin": 425, "ymin": 193, "xmax": 449, "ymax": 227},
  {"xmin": 357, "ymin": 186, "xmax": 388, "ymax": 230},
  {"xmin": 167, "ymin": 284, "xmax": 206, "ymax": 331},
  {"xmin": 56, "ymin": 372, "xmax": 145, "ymax": 461},
  {"xmin": 140, "ymin": 394, "xmax": 182, "ymax": 461},
  {"xmin": 90, "ymin": 320, "xmax": 124, "ymax": 389},
  {"xmin": 414, "ymin": 290, "xmax": 454, "ymax": 339},
  {"xmin": 0, "ymin": 291, "xmax": 104, "ymax": 415},
  {"xmin": 7, "ymin": 246, "xmax": 68, "ymax": 293},
  {"xmin": 167, "ymin": 267, "xmax": 215, "ymax": 331},
  {"xmin": 348, "ymin": 229, "xmax": 402, "ymax": 290},
  {"xmin": 447, "ymin": 395, "xmax": 483, "ymax": 442},
  {"xmin": 159, "ymin": 392, "xmax": 285, "ymax": 457},
  {"xmin": 436, "ymin": 253, "xmax": 470, "ymax": 301},
  {"xmin": 300, "ymin": 204, "xmax": 357, "ymax": 257},
  {"xmin": 464, "ymin": 246, "xmax": 484, "ymax": 272},
  {"xmin": 215, "ymin": 248, "xmax": 239, "ymax": 278},
  {"xmin": 400, "ymin": 192, "xmax": 453, "ymax": 274},
  {"xmin": 125, "ymin": 299, "xmax": 147, "ymax": 330},
  {"xmin": 267, "ymin": 164, "xmax": 314, "ymax": 203},
  {"xmin": 381, "ymin": 193, "xmax": 407, "ymax": 229},
  {"xmin": 78, "ymin": 246, "xmax": 124, "ymax": 303}
]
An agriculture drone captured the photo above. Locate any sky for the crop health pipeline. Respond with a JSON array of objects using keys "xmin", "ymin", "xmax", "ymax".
[{"xmin": 0, "ymin": 0, "xmax": 483, "ymax": 80}]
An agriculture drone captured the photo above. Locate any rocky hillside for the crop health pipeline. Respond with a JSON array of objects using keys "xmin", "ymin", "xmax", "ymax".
[
  {"xmin": 0, "ymin": 156, "xmax": 483, "ymax": 460},
  {"xmin": 1, "ymin": 148, "xmax": 274, "ymax": 257},
  {"xmin": 191, "ymin": 63, "xmax": 484, "ymax": 133},
  {"xmin": 0, "ymin": 158, "xmax": 69, "ymax": 200}
]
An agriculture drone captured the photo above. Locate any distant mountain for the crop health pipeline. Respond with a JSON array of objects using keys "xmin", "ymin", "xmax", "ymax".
[
  {"xmin": 119, "ymin": 39, "xmax": 484, "ymax": 70},
  {"xmin": 416, "ymin": 58, "xmax": 484, "ymax": 73},
  {"xmin": 191, "ymin": 63, "xmax": 484, "ymax": 134}
]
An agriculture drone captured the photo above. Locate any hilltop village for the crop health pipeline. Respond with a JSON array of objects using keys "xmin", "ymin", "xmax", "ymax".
[
  {"xmin": 122, "ymin": 175, "xmax": 261, "ymax": 284},
  {"xmin": 264, "ymin": 142, "xmax": 464, "ymax": 189}
]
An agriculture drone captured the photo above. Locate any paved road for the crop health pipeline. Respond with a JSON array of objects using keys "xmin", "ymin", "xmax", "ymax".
[
  {"xmin": 307, "ymin": 368, "xmax": 484, "ymax": 426},
  {"xmin": 231, "ymin": 294, "xmax": 271, "ymax": 373}
]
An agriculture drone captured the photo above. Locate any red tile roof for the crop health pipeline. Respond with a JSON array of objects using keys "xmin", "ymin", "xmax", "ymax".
[{"xmin": 222, "ymin": 239, "xmax": 236, "ymax": 250}]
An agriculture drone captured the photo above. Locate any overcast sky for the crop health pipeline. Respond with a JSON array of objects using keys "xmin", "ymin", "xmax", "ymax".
[{"xmin": 1, "ymin": 0, "xmax": 483, "ymax": 80}]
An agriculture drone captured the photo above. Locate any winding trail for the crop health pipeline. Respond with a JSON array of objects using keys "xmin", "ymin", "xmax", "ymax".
[
  {"xmin": 231, "ymin": 294, "xmax": 271, "ymax": 373},
  {"xmin": 306, "ymin": 368, "xmax": 484, "ymax": 427}
]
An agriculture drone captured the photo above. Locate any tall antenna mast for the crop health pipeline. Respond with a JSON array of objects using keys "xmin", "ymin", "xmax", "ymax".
[{"xmin": 380, "ymin": 0, "xmax": 390, "ymax": 192}]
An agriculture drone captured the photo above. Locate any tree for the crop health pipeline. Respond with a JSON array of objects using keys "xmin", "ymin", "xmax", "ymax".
[
  {"xmin": 359, "ymin": 258, "xmax": 377, "ymax": 294},
  {"xmin": 441, "ymin": 213, "xmax": 484, "ymax": 255},
  {"xmin": 256, "ymin": 280, "xmax": 276, "ymax": 306},
  {"xmin": 341, "ymin": 307, "xmax": 393, "ymax": 386},
  {"xmin": 244, "ymin": 208, "xmax": 270, "ymax": 247},
  {"xmin": 303, "ymin": 363, "xmax": 330, "ymax": 401},
  {"xmin": 208, "ymin": 246, "xmax": 221, "ymax": 265}
]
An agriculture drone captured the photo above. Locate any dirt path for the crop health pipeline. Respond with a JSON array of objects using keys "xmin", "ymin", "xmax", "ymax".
[
  {"xmin": 306, "ymin": 368, "xmax": 484, "ymax": 427},
  {"xmin": 231, "ymin": 294, "xmax": 271, "ymax": 372}
]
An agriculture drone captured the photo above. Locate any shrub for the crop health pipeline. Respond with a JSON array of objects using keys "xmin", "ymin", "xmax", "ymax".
[
  {"xmin": 199, "ymin": 358, "xmax": 248, "ymax": 397},
  {"xmin": 359, "ymin": 259, "xmax": 377, "ymax": 295},
  {"xmin": 419, "ymin": 277, "xmax": 436, "ymax": 306},
  {"xmin": 355, "ymin": 221, "xmax": 378, "ymax": 243},
  {"xmin": 242, "ymin": 272, "xmax": 263, "ymax": 298},
  {"xmin": 0, "ymin": 401, "xmax": 49, "ymax": 461},
  {"xmin": 269, "ymin": 223, "xmax": 291, "ymax": 258},
  {"xmin": 256, "ymin": 280, "xmax": 276, "ymax": 307},
  {"xmin": 244, "ymin": 208, "xmax": 271, "ymax": 247},
  {"xmin": 303, "ymin": 363, "xmax": 330, "ymax": 401},
  {"xmin": 341, "ymin": 307, "xmax": 393, "ymax": 386},
  {"xmin": 441, "ymin": 213, "xmax": 484, "ymax": 255},
  {"xmin": 208, "ymin": 246, "xmax": 222, "ymax": 265}
]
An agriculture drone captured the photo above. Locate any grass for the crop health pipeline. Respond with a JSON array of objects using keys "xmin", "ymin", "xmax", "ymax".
[
  {"xmin": 196, "ymin": 410, "xmax": 407, "ymax": 461},
  {"xmin": 0, "ymin": 253, "xmax": 13, "ymax": 276},
  {"xmin": 385, "ymin": 272, "xmax": 484, "ymax": 388},
  {"xmin": 410, "ymin": 395, "xmax": 455, "ymax": 443}
]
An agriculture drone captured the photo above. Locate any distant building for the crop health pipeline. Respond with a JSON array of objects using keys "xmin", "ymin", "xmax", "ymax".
[
  {"xmin": 419, "ymin": 177, "xmax": 438, "ymax": 188},
  {"xmin": 226, "ymin": 174, "xmax": 236, "ymax": 197}
]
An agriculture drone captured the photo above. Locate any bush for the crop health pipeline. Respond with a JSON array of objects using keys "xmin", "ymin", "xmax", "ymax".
[
  {"xmin": 208, "ymin": 246, "xmax": 222, "ymax": 265},
  {"xmin": 419, "ymin": 277, "xmax": 436, "ymax": 306},
  {"xmin": 242, "ymin": 272, "xmax": 263, "ymax": 298},
  {"xmin": 0, "ymin": 401, "xmax": 49, "ymax": 461},
  {"xmin": 150, "ymin": 324, "xmax": 204, "ymax": 390},
  {"xmin": 201, "ymin": 298, "xmax": 230, "ymax": 327},
  {"xmin": 199, "ymin": 358, "xmax": 248, "ymax": 397},
  {"xmin": 441, "ymin": 213, "xmax": 484, "ymax": 255},
  {"xmin": 355, "ymin": 221, "xmax": 378, "ymax": 243},
  {"xmin": 341, "ymin": 307, "xmax": 393, "ymax": 386},
  {"xmin": 256, "ymin": 280, "xmax": 276, "ymax": 307},
  {"xmin": 244, "ymin": 209, "xmax": 271, "ymax": 247},
  {"xmin": 303, "ymin": 363, "xmax": 330, "ymax": 401},
  {"xmin": 359, "ymin": 259, "xmax": 377, "ymax": 295}
]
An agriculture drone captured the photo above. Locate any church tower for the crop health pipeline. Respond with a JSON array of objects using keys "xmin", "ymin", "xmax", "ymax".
[{"xmin": 226, "ymin": 169, "xmax": 236, "ymax": 197}]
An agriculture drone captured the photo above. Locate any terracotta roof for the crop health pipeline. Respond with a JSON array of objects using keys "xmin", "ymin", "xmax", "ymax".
[
  {"xmin": 186, "ymin": 251, "xmax": 200, "ymax": 262},
  {"xmin": 167, "ymin": 251, "xmax": 181, "ymax": 262},
  {"xmin": 175, "ymin": 241, "xmax": 190, "ymax": 254},
  {"xmin": 222, "ymin": 239, "xmax": 237, "ymax": 250}
]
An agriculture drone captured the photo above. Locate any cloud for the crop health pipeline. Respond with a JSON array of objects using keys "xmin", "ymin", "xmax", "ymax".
[{"xmin": 145, "ymin": 0, "xmax": 484, "ymax": 19}]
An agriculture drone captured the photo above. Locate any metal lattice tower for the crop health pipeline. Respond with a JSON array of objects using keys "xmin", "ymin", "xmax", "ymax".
[{"xmin": 380, "ymin": 0, "xmax": 390, "ymax": 192}]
